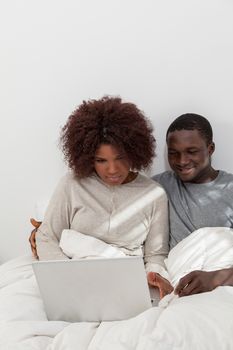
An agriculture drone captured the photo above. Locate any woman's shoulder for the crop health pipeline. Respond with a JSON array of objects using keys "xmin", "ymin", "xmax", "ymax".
[
  {"xmin": 57, "ymin": 172, "xmax": 102, "ymax": 190},
  {"xmin": 55, "ymin": 172, "xmax": 87, "ymax": 192},
  {"xmin": 56, "ymin": 171, "xmax": 77, "ymax": 187},
  {"xmin": 134, "ymin": 173, "xmax": 168, "ymax": 197}
]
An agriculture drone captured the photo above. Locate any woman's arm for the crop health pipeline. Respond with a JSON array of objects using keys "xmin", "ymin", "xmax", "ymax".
[
  {"xmin": 144, "ymin": 186, "xmax": 173, "ymax": 298},
  {"xmin": 144, "ymin": 186, "xmax": 170, "ymax": 276},
  {"xmin": 36, "ymin": 175, "xmax": 72, "ymax": 261}
]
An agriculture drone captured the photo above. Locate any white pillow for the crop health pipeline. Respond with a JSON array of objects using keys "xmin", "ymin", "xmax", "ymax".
[{"xmin": 59, "ymin": 229, "xmax": 126, "ymax": 259}]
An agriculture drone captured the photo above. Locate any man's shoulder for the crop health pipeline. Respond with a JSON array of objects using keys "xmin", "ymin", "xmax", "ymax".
[
  {"xmin": 214, "ymin": 170, "xmax": 233, "ymax": 191},
  {"xmin": 151, "ymin": 171, "xmax": 180, "ymax": 195},
  {"xmin": 152, "ymin": 171, "xmax": 177, "ymax": 185},
  {"xmin": 219, "ymin": 170, "xmax": 233, "ymax": 181}
]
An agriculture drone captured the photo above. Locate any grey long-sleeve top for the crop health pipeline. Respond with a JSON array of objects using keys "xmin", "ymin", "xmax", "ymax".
[{"xmin": 36, "ymin": 172, "xmax": 169, "ymax": 274}]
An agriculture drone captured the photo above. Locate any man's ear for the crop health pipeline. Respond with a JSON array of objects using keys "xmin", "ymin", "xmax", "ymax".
[{"xmin": 208, "ymin": 142, "xmax": 215, "ymax": 155}]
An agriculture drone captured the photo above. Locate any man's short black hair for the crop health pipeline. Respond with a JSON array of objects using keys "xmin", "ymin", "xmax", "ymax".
[{"xmin": 166, "ymin": 113, "xmax": 213, "ymax": 145}]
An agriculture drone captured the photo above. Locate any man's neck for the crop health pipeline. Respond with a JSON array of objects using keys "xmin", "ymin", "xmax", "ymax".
[{"xmin": 191, "ymin": 168, "xmax": 219, "ymax": 184}]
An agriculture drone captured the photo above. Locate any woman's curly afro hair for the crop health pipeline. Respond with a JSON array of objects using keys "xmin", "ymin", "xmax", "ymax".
[{"xmin": 60, "ymin": 96, "xmax": 156, "ymax": 177}]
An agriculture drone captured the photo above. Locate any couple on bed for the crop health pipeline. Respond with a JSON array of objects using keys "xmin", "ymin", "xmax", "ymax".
[{"xmin": 29, "ymin": 96, "xmax": 233, "ymax": 299}]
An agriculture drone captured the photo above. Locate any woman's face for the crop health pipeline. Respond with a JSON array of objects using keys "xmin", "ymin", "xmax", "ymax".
[{"xmin": 94, "ymin": 144, "xmax": 131, "ymax": 186}]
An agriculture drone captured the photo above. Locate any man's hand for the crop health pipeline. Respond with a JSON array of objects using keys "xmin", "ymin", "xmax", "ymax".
[
  {"xmin": 175, "ymin": 268, "xmax": 233, "ymax": 297},
  {"xmin": 147, "ymin": 272, "xmax": 174, "ymax": 299},
  {"xmin": 175, "ymin": 270, "xmax": 219, "ymax": 297},
  {"xmin": 29, "ymin": 218, "xmax": 42, "ymax": 259}
]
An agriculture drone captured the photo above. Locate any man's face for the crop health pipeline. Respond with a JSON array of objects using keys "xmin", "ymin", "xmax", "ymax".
[{"xmin": 167, "ymin": 129, "xmax": 215, "ymax": 183}]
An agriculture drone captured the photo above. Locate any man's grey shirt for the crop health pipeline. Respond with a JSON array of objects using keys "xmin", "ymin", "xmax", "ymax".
[{"xmin": 153, "ymin": 170, "xmax": 233, "ymax": 249}]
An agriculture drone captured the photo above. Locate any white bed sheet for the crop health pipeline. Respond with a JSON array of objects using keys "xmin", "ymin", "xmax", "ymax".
[{"xmin": 1, "ymin": 227, "xmax": 233, "ymax": 350}]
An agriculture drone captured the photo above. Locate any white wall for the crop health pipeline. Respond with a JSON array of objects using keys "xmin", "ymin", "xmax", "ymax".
[{"xmin": 1, "ymin": 0, "xmax": 233, "ymax": 262}]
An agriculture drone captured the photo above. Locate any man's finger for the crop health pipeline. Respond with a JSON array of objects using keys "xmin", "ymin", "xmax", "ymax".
[
  {"xmin": 179, "ymin": 285, "xmax": 200, "ymax": 297},
  {"xmin": 175, "ymin": 273, "xmax": 194, "ymax": 294},
  {"xmin": 177, "ymin": 281, "xmax": 196, "ymax": 297}
]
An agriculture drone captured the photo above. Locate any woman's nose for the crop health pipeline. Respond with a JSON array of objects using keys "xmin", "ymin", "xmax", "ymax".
[{"xmin": 107, "ymin": 161, "xmax": 118, "ymax": 173}]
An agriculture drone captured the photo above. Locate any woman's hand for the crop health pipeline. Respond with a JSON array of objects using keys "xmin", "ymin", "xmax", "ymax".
[
  {"xmin": 29, "ymin": 218, "xmax": 42, "ymax": 259},
  {"xmin": 147, "ymin": 272, "xmax": 174, "ymax": 299}
]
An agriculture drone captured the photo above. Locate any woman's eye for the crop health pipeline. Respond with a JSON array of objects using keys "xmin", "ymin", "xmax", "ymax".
[{"xmin": 95, "ymin": 159, "xmax": 105, "ymax": 163}]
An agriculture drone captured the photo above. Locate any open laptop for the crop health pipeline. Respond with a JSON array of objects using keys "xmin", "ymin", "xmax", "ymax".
[{"xmin": 32, "ymin": 256, "xmax": 159, "ymax": 322}]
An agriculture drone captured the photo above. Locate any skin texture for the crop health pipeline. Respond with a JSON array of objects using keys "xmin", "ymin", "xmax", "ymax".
[{"xmin": 167, "ymin": 129, "xmax": 218, "ymax": 183}]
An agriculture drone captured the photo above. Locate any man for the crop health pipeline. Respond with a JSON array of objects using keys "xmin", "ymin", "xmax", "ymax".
[{"xmin": 149, "ymin": 113, "xmax": 233, "ymax": 297}]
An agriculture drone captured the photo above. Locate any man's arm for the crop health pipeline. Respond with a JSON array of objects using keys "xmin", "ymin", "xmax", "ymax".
[{"xmin": 175, "ymin": 268, "xmax": 233, "ymax": 297}]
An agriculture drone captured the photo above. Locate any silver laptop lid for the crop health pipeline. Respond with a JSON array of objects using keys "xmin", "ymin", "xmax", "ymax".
[{"xmin": 32, "ymin": 256, "xmax": 152, "ymax": 322}]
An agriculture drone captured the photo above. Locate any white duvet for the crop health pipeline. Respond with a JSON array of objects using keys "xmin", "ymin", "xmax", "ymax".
[{"xmin": 1, "ymin": 227, "xmax": 233, "ymax": 350}]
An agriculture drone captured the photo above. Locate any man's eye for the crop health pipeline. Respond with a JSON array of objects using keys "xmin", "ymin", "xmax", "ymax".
[
  {"xmin": 188, "ymin": 150, "xmax": 198, "ymax": 154},
  {"xmin": 168, "ymin": 151, "xmax": 177, "ymax": 155}
]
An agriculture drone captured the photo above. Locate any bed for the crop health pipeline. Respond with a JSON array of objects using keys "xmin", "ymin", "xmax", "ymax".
[{"xmin": 1, "ymin": 227, "xmax": 233, "ymax": 350}]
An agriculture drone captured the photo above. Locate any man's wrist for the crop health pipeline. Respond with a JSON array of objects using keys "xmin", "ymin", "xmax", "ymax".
[{"xmin": 212, "ymin": 268, "xmax": 233, "ymax": 288}]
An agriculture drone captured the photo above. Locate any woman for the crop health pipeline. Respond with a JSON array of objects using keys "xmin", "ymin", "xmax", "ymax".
[{"xmin": 33, "ymin": 96, "xmax": 170, "ymax": 296}]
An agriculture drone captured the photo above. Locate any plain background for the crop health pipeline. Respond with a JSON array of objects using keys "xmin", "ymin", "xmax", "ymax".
[{"xmin": 1, "ymin": 0, "xmax": 233, "ymax": 262}]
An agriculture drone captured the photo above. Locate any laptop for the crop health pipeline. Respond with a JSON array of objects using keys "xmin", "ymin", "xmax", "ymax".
[{"xmin": 32, "ymin": 256, "xmax": 159, "ymax": 322}]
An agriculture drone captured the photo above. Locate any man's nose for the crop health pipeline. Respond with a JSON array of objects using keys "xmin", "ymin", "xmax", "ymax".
[{"xmin": 178, "ymin": 153, "xmax": 189, "ymax": 165}]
